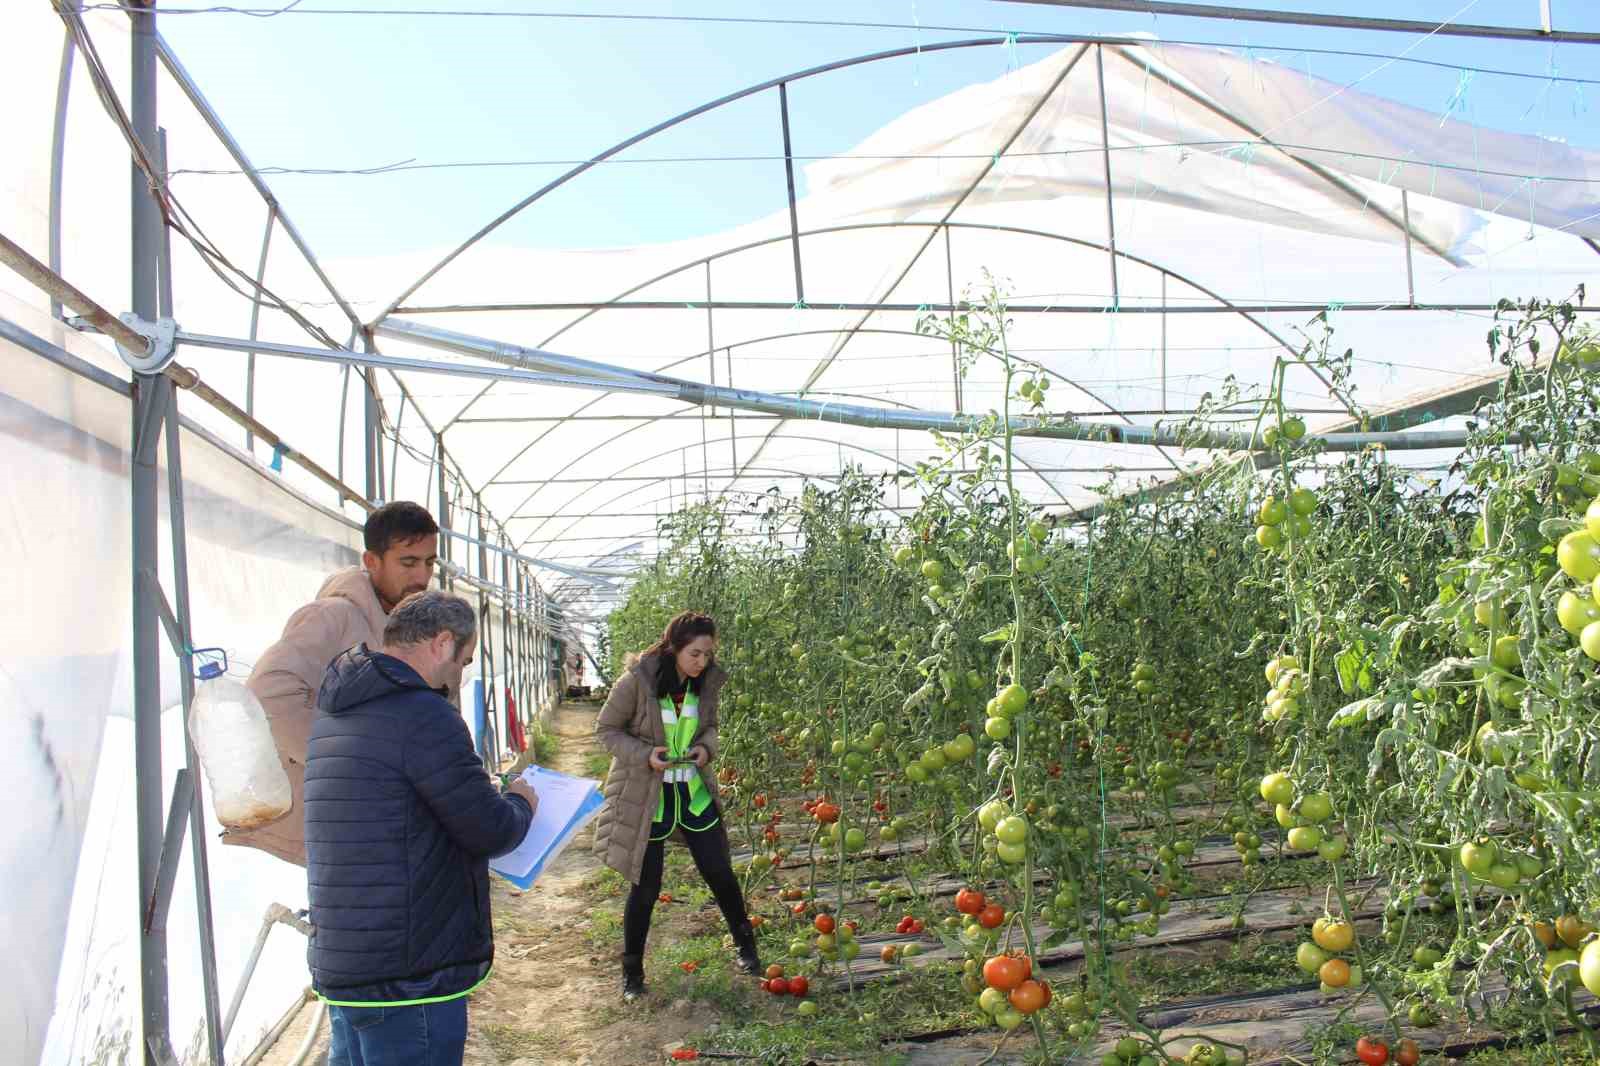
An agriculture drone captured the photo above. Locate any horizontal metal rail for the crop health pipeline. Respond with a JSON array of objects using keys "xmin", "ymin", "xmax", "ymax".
[{"xmin": 996, "ymin": 0, "xmax": 1600, "ymax": 43}]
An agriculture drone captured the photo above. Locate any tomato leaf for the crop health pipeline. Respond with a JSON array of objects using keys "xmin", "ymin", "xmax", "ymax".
[
  {"xmin": 979, "ymin": 624, "xmax": 1015, "ymax": 644},
  {"xmin": 1539, "ymin": 516, "xmax": 1582, "ymax": 539}
]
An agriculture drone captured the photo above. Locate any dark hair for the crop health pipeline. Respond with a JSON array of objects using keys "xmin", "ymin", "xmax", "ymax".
[
  {"xmin": 645, "ymin": 611, "xmax": 717, "ymax": 698},
  {"xmin": 364, "ymin": 501, "xmax": 439, "ymax": 556},
  {"xmin": 383, "ymin": 590, "xmax": 476, "ymax": 654}
]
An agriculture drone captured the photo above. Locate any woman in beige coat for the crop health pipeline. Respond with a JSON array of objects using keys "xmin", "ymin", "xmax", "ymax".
[{"xmin": 594, "ymin": 611, "xmax": 760, "ymax": 1001}]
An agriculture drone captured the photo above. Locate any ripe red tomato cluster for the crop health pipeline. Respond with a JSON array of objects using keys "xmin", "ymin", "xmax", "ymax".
[
  {"xmin": 808, "ymin": 798, "xmax": 841, "ymax": 824},
  {"xmin": 760, "ymin": 964, "xmax": 809, "ymax": 998},
  {"xmin": 895, "ymin": 914, "xmax": 925, "ymax": 934}
]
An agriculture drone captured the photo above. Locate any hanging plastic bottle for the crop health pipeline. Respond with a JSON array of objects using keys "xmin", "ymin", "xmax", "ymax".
[{"xmin": 187, "ymin": 662, "xmax": 292, "ymax": 830}]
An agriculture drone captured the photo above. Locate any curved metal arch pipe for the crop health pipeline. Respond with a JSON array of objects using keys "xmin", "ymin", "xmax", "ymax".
[
  {"xmin": 425, "ymin": 219, "xmax": 1308, "ymax": 432},
  {"xmin": 374, "ymin": 32, "xmax": 1113, "ymax": 324},
  {"xmin": 512, "ymin": 430, "xmax": 980, "ymax": 553}
]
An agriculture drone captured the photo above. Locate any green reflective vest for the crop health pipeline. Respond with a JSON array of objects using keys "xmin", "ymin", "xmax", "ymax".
[{"xmin": 654, "ymin": 690, "xmax": 714, "ymax": 827}]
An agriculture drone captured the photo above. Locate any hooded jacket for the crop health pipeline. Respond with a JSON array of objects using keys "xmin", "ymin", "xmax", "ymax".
[
  {"xmin": 233, "ymin": 567, "xmax": 392, "ymax": 865},
  {"xmin": 304, "ymin": 644, "xmax": 532, "ymax": 1006}
]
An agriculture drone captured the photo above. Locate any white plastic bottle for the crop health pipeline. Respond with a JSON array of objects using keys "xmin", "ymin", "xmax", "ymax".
[{"xmin": 187, "ymin": 663, "xmax": 292, "ymax": 830}]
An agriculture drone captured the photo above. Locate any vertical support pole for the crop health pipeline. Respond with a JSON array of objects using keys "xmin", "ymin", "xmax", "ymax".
[
  {"xmin": 1400, "ymin": 190, "xmax": 1417, "ymax": 308},
  {"xmin": 129, "ymin": 6, "xmax": 172, "ymax": 1065},
  {"xmin": 726, "ymin": 349, "xmax": 738, "ymax": 470},
  {"xmin": 944, "ymin": 225, "xmax": 961, "ymax": 413},
  {"xmin": 437, "ymin": 435, "xmax": 451, "ymax": 592},
  {"xmin": 1094, "ymin": 45, "xmax": 1121, "ymax": 307},
  {"xmin": 778, "ymin": 82, "xmax": 805, "ymax": 305},
  {"xmin": 165, "ymin": 369, "xmax": 225, "ymax": 1066},
  {"xmin": 245, "ymin": 205, "xmax": 277, "ymax": 453},
  {"xmin": 50, "ymin": 32, "xmax": 74, "ymax": 321},
  {"xmin": 1541, "ymin": 0, "xmax": 1554, "ymax": 33},
  {"xmin": 1160, "ymin": 273, "xmax": 1168, "ymax": 412},
  {"xmin": 336, "ymin": 362, "xmax": 351, "ymax": 486},
  {"xmin": 360, "ymin": 330, "xmax": 382, "ymax": 503},
  {"xmin": 703, "ymin": 263, "xmax": 714, "ymax": 500},
  {"xmin": 387, "ymin": 394, "xmax": 407, "ymax": 503}
]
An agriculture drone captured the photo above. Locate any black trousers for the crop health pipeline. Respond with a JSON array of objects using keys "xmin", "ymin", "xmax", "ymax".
[{"xmin": 622, "ymin": 815, "xmax": 749, "ymax": 958}]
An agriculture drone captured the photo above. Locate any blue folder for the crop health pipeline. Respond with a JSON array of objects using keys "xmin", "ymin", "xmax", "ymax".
[{"xmin": 489, "ymin": 764, "xmax": 606, "ymax": 890}]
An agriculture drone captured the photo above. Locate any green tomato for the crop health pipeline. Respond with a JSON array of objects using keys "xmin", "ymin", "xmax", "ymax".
[
  {"xmin": 1579, "ymin": 940, "xmax": 1600, "ymax": 996},
  {"xmin": 1491, "ymin": 634, "xmax": 1522, "ymax": 671},
  {"xmin": 1256, "ymin": 524, "xmax": 1283, "ymax": 550},
  {"xmin": 844, "ymin": 828, "xmax": 867, "ymax": 852},
  {"xmin": 996, "ymin": 683, "xmax": 1028, "ymax": 716},
  {"xmin": 892, "ymin": 545, "xmax": 916, "ymax": 566},
  {"xmin": 1558, "ymin": 531, "xmax": 1600, "ymax": 583},
  {"xmin": 1560, "ymin": 590, "xmax": 1600, "ymax": 635},
  {"xmin": 1288, "ymin": 487, "xmax": 1317, "ymax": 514},
  {"xmin": 1287, "ymin": 825, "xmax": 1323, "ymax": 851},
  {"xmin": 1582, "ymin": 620, "xmax": 1600, "ymax": 662},
  {"xmin": 796, "ymin": 1000, "xmax": 818, "ymax": 1018},
  {"xmin": 1258, "ymin": 498, "xmax": 1288, "ymax": 526},
  {"xmin": 978, "ymin": 800, "xmax": 1009, "ymax": 833},
  {"xmin": 1459, "ymin": 840, "xmax": 1498, "ymax": 877},
  {"xmin": 1296, "ymin": 941, "xmax": 1329, "ymax": 973},
  {"xmin": 1318, "ymin": 835, "xmax": 1348, "ymax": 862},
  {"xmin": 985, "ymin": 716, "xmax": 1013, "ymax": 741},
  {"xmin": 905, "ymin": 763, "xmax": 929, "ymax": 784},
  {"xmin": 1487, "ymin": 862, "xmax": 1520, "ymax": 889},
  {"xmin": 997, "ymin": 841, "xmax": 1028, "ymax": 864},
  {"xmin": 1299, "ymin": 793, "xmax": 1333, "ymax": 823},
  {"xmin": 920, "ymin": 559, "xmax": 946, "ymax": 582},
  {"xmin": 978, "ymin": 987, "xmax": 1008, "ymax": 1015},
  {"xmin": 1413, "ymin": 945, "xmax": 1444, "ymax": 967},
  {"xmin": 995, "ymin": 816, "xmax": 1029, "ymax": 846},
  {"xmin": 1282, "ymin": 417, "xmax": 1307, "ymax": 441},
  {"xmin": 1260, "ymin": 772, "xmax": 1295, "ymax": 806}
]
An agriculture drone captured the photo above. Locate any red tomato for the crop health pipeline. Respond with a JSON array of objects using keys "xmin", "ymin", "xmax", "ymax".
[
  {"xmin": 1009, "ymin": 980, "xmax": 1047, "ymax": 1014},
  {"xmin": 814, "ymin": 913, "xmax": 836, "ymax": 935},
  {"xmin": 1356, "ymin": 1037, "xmax": 1390, "ymax": 1066},
  {"xmin": 956, "ymin": 888, "xmax": 987, "ymax": 915},
  {"xmin": 765, "ymin": 964, "xmax": 785, "ymax": 980},
  {"xmin": 767, "ymin": 977, "xmax": 790, "ymax": 996},
  {"xmin": 753, "ymin": 793, "xmax": 767, "ymax": 808},
  {"xmin": 978, "ymin": 903, "xmax": 1007, "ymax": 929},
  {"xmin": 910, "ymin": 919, "xmax": 925, "ymax": 933},
  {"xmin": 1394, "ymin": 1040, "xmax": 1420, "ymax": 1066},
  {"xmin": 670, "ymin": 1051, "xmax": 699, "ymax": 1062},
  {"xmin": 788, "ymin": 975, "xmax": 809, "ymax": 998},
  {"xmin": 982, "ymin": 955, "xmax": 1028, "ymax": 991}
]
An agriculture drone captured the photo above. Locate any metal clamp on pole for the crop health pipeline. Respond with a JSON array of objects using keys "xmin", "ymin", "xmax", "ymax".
[{"xmin": 117, "ymin": 312, "xmax": 179, "ymax": 373}]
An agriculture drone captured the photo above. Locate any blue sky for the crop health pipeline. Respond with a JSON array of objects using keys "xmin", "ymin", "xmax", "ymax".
[{"xmin": 156, "ymin": 1, "xmax": 1600, "ymax": 259}]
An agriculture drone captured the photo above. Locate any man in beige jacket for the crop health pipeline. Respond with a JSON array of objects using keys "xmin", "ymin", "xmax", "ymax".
[{"xmin": 226, "ymin": 501, "xmax": 441, "ymax": 865}]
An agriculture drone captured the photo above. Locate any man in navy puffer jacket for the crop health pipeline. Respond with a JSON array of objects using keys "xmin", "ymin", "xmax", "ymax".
[{"xmin": 306, "ymin": 590, "xmax": 537, "ymax": 1066}]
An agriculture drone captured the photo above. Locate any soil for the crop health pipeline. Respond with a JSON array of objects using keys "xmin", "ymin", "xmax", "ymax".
[{"xmin": 255, "ymin": 701, "xmax": 730, "ymax": 1066}]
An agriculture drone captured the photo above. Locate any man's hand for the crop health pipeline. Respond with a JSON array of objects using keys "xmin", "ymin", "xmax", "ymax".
[
  {"xmin": 507, "ymin": 777, "xmax": 539, "ymax": 818},
  {"xmin": 687, "ymin": 745, "xmax": 710, "ymax": 768},
  {"xmin": 648, "ymin": 747, "xmax": 671, "ymax": 771}
]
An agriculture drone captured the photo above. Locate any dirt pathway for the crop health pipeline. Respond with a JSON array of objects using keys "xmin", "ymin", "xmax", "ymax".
[{"xmin": 260, "ymin": 701, "xmax": 723, "ymax": 1066}]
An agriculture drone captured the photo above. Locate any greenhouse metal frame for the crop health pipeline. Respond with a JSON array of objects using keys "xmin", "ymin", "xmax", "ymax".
[{"xmin": 4, "ymin": 2, "xmax": 1599, "ymax": 1064}]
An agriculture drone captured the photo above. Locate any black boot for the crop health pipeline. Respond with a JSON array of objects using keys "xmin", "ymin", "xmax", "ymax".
[
  {"xmin": 622, "ymin": 953, "xmax": 646, "ymax": 1001},
  {"xmin": 731, "ymin": 921, "xmax": 762, "ymax": 976}
]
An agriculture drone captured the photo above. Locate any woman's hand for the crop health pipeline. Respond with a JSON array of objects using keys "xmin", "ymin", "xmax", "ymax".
[
  {"xmin": 686, "ymin": 745, "xmax": 710, "ymax": 768},
  {"xmin": 648, "ymin": 747, "xmax": 671, "ymax": 771}
]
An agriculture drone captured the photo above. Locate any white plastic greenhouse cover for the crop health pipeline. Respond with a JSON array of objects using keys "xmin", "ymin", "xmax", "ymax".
[{"xmin": 2, "ymin": 5, "xmax": 1599, "ymax": 1065}]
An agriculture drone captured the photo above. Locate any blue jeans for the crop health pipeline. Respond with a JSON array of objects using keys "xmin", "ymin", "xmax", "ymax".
[{"xmin": 326, "ymin": 999, "xmax": 469, "ymax": 1066}]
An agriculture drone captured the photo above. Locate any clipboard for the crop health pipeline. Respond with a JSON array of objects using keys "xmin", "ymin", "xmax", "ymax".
[{"xmin": 489, "ymin": 764, "xmax": 605, "ymax": 890}]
